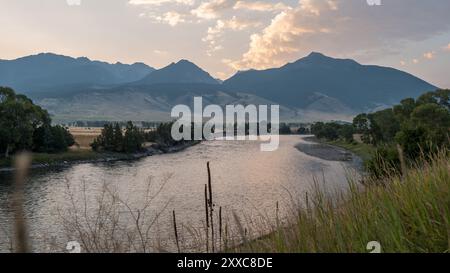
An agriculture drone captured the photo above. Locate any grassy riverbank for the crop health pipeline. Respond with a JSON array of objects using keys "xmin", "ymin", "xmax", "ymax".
[
  {"xmin": 324, "ymin": 140, "xmax": 375, "ymax": 161},
  {"xmin": 0, "ymin": 150, "xmax": 116, "ymax": 169},
  {"xmin": 238, "ymin": 153, "xmax": 450, "ymax": 253},
  {"xmin": 0, "ymin": 141, "xmax": 200, "ymax": 170}
]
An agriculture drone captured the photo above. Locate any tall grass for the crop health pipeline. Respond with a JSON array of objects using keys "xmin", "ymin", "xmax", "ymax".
[{"xmin": 238, "ymin": 153, "xmax": 450, "ymax": 253}]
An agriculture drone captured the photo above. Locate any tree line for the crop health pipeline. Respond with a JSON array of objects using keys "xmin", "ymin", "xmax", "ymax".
[
  {"xmin": 91, "ymin": 122, "xmax": 145, "ymax": 153},
  {"xmin": 312, "ymin": 89, "xmax": 450, "ymax": 177},
  {"xmin": 0, "ymin": 87, "xmax": 74, "ymax": 158},
  {"xmin": 91, "ymin": 121, "xmax": 197, "ymax": 153}
]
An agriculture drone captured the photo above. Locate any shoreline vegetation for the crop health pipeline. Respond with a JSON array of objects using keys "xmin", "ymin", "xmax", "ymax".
[
  {"xmin": 237, "ymin": 152, "xmax": 450, "ymax": 253},
  {"xmin": 1, "ymin": 87, "xmax": 203, "ymax": 172},
  {"xmin": 295, "ymin": 136, "xmax": 366, "ymax": 162},
  {"xmin": 0, "ymin": 141, "xmax": 200, "ymax": 172}
]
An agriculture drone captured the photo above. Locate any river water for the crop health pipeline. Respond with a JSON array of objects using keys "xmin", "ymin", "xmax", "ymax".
[{"xmin": 0, "ymin": 136, "xmax": 360, "ymax": 252}]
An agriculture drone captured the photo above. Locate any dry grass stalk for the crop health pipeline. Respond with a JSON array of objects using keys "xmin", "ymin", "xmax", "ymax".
[
  {"xmin": 172, "ymin": 210, "xmax": 180, "ymax": 253},
  {"xmin": 207, "ymin": 161, "xmax": 215, "ymax": 253},
  {"xmin": 12, "ymin": 152, "xmax": 31, "ymax": 253},
  {"xmin": 204, "ymin": 184, "xmax": 209, "ymax": 253}
]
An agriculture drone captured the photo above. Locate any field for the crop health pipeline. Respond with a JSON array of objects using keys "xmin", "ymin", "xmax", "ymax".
[{"xmin": 69, "ymin": 127, "xmax": 102, "ymax": 150}]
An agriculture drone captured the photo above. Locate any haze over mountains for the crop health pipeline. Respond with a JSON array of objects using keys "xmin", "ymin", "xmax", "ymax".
[{"xmin": 0, "ymin": 52, "xmax": 437, "ymax": 122}]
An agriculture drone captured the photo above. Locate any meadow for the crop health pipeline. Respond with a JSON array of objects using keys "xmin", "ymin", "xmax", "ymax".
[{"xmin": 68, "ymin": 127, "xmax": 102, "ymax": 150}]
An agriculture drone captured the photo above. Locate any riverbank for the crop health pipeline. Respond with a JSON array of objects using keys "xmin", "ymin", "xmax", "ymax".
[
  {"xmin": 295, "ymin": 137, "xmax": 354, "ymax": 162},
  {"xmin": 295, "ymin": 136, "xmax": 374, "ymax": 161},
  {"xmin": 0, "ymin": 141, "xmax": 200, "ymax": 172}
]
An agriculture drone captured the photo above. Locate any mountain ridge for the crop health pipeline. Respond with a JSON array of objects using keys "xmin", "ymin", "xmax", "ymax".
[
  {"xmin": 0, "ymin": 53, "xmax": 155, "ymax": 93},
  {"xmin": 223, "ymin": 52, "xmax": 437, "ymax": 111},
  {"xmin": 136, "ymin": 59, "xmax": 219, "ymax": 85},
  {"xmin": 0, "ymin": 52, "xmax": 438, "ymax": 122}
]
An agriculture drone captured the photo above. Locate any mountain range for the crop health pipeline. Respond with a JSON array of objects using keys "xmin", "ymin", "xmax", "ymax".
[
  {"xmin": 0, "ymin": 53, "xmax": 155, "ymax": 92},
  {"xmin": 0, "ymin": 52, "xmax": 437, "ymax": 122}
]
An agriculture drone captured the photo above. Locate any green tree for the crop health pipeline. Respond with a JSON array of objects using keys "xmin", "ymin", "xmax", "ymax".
[
  {"xmin": 113, "ymin": 123, "xmax": 124, "ymax": 152},
  {"xmin": 123, "ymin": 121, "xmax": 144, "ymax": 153},
  {"xmin": 338, "ymin": 124, "xmax": 355, "ymax": 143},
  {"xmin": 0, "ymin": 87, "xmax": 58, "ymax": 157},
  {"xmin": 368, "ymin": 109, "xmax": 400, "ymax": 144}
]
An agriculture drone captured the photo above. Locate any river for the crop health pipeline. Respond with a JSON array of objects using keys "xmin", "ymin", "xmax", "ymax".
[{"xmin": 0, "ymin": 135, "xmax": 361, "ymax": 252}]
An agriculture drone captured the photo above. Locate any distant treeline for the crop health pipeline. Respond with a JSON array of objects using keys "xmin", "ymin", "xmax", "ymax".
[
  {"xmin": 312, "ymin": 89, "xmax": 450, "ymax": 177},
  {"xmin": 65, "ymin": 120, "xmax": 310, "ymax": 135},
  {"xmin": 0, "ymin": 87, "xmax": 74, "ymax": 158},
  {"xmin": 64, "ymin": 120, "xmax": 161, "ymax": 129},
  {"xmin": 91, "ymin": 121, "xmax": 197, "ymax": 153}
]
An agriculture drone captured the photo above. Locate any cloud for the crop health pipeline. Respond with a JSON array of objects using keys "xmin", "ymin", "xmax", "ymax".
[
  {"xmin": 203, "ymin": 16, "xmax": 261, "ymax": 55},
  {"xmin": 423, "ymin": 51, "xmax": 435, "ymax": 60},
  {"xmin": 140, "ymin": 11, "xmax": 189, "ymax": 26},
  {"xmin": 233, "ymin": 1, "xmax": 290, "ymax": 12},
  {"xmin": 162, "ymin": 11, "xmax": 186, "ymax": 26},
  {"xmin": 228, "ymin": 1, "xmax": 323, "ymax": 70},
  {"xmin": 128, "ymin": 0, "xmax": 195, "ymax": 6},
  {"xmin": 228, "ymin": 0, "xmax": 450, "ymax": 70},
  {"xmin": 191, "ymin": 0, "xmax": 237, "ymax": 19},
  {"xmin": 444, "ymin": 43, "xmax": 450, "ymax": 51},
  {"xmin": 154, "ymin": 49, "xmax": 169, "ymax": 55}
]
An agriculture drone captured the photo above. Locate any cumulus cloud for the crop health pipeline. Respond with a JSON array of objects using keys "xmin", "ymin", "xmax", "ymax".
[
  {"xmin": 203, "ymin": 16, "xmax": 261, "ymax": 55},
  {"xmin": 233, "ymin": 1, "xmax": 290, "ymax": 12},
  {"xmin": 140, "ymin": 11, "xmax": 189, "ymax": 26},
  {"xmin": 229, "ymin": 0, "xmax": 329, "ymax": 70},
  {"xmin": 128, "ymin": 0, "xmax": 195, "ymax": 6},
  {"xmin": 229, "ymin": 0, "xmax": 450, "ymax": 70},
  {"xmin": 190, "ymin": 0, "xmax": 288, "ymax": 20},
  {"xmin": 191, "ymin": 0, "xmax": 237, "ymax": 19}
]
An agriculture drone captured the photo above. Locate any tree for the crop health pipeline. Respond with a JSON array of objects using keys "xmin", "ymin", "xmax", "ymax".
[
  {"xmin": 368, "ymin": 109, "xmax": 400, "ymax": 144},
  {"xmin": 0, "ymin": 87, "xmax": 72, "ymax": 156},
  {"xmin": 416, "ymin": 89, "xmax": 450, "ymax": 110},
  {"xmin": 279, "ymin": 123, "xmax": 292, "ymax": 135},
  {"xmin": 123, "ymin": 121, "xmax": 144, "ymax": 153},
  {"xmin": 297, "ymin": 127, "xmax": 310, "ymax": 135},
  {"xmin": 393, "ymin": 98, "xmax": 416, "ymax": 123},
  {"xmin": 353, "ymin": 114, "xmax": 371, "ymax": 144},
  {"xmin": 357, "ymin": 89, "xmax": 450, "ymax": 178},
  {"xmin": 410, "ymin": 103, "xmax": 450, "ymax": 147},
  {"xmin": 113, "ymin": 123, "xmax": 124, "ymax": 152},
  {"xmin": 338, "ymin": 124, "xmax": 355, "ymax": 143},
  {"xmin": 311, "ymin": 122, "xmax": 340, "ymax": 141}
]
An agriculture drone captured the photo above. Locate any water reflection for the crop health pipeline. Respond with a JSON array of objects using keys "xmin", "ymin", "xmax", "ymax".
[{"xmin": 0, "ymin": 136, "xmax": 360, "ymax": 252}]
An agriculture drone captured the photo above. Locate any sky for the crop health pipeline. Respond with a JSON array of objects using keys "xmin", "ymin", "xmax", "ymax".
[{"xmin": 1, "ymin": 0, "xmax": 450, "ymax": 87}]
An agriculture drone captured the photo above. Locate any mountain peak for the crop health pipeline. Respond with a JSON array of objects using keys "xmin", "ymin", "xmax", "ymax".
[
  {"xmin": 284, "ymin": 52, "xmax": 360, "ymax": 69},
  {"xmin": 306, "ymin": 52, "xmax": 327, "ymax": 58},
  {"xmin": 301, "ymin": 52, "xmax": 335, "ymax": 62},
  {"xmin": 138, "ymin": 59, "xmax": 219, "ymax": 85},
  {"xmin": 176, "ymin": 59, "xmax": 194, "ymax": 65}
]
